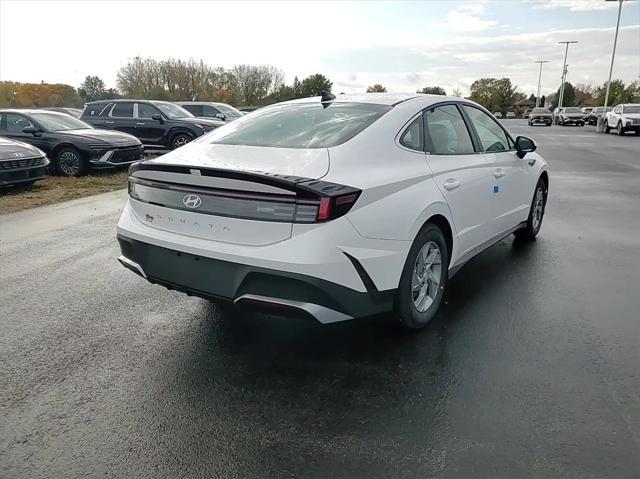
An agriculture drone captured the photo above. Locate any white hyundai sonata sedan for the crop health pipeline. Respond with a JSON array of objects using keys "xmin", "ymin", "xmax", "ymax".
[{"xmin": 117, "ymin": 93, "xmax": 549, "ymax": 329}]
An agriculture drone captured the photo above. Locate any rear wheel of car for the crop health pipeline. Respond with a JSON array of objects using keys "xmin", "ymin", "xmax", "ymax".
[
  {"xmin": 514, "ymin": 178, "xmax": 547, "ymax": 241},
  {"xmin": 171, "ymin": 133, "xmax": 193, "ymax": 150},
  {"xmin": 56, "ymin": 147, "xmax": 87, "ymax": 177},
  {"xmin": 395, "ymin": 224, "xmax": 448, "ymax": 330},
  {"xmin": 617, "ymin": 121, "xmax": 625, "ymax": 136}
]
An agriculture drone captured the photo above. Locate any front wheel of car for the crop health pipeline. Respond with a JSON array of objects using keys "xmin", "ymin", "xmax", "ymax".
[
  {"xmin": 514, "ymin": 178, "xmax": 547, "ymax": 241},
  {"xmin": 171, "ymin": 133, "xmax": 193, "ymax": 150},
  {"xmin": 56, "ymin": 147, "xmax": 87, "ymax": 177},
  {"xmin": 395, "ymin": 224, "xmax": 449, "ymax": 330},
  {"xmin": 617, "ymin": 121, "xmax": 625, "ymax": 136},
  {"xmin": 604, "ymin": 121, "xmax": 610, "ymax": 133}
]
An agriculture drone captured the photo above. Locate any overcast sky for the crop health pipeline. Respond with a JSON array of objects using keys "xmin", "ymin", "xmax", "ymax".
[{"xmin": 0, "ymin": 0, "xmax": 638, "ymax": 96}]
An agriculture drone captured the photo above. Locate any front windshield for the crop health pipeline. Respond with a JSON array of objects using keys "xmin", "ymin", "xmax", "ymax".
[
  {"xmin": 623, "ymin": 106, "xmax": 640, "ymax": 114},
  {"xmin": 532, "ymin": 108, "xmax": 550, "ymax": 113},
  {"xmin": 205, "ymin": 102, "xmax": 392, "ymax": 148},
  {"xmin": 565, "ymin": 107, "xmax": 582, "ymax": 113},
  {"xmin": 30, "ymin": 112, "xmax": 92, "ymax": 131},
  {"xmin": 217, "ymin": 104, "xmax": 243, "ymax": 117},
  {"xmin": 156, "ymin": 102, "xmax": 194, "ymax": 119}
]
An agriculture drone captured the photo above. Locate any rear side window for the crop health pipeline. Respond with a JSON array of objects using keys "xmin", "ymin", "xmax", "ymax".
[
  {"xmin": 462, "ymin": 105, "xmax": 511, "ymax": 152},
  {"xmin": 206, "ymin": 102, "xmax": 392, "ymax": 148},
  {"xmin": 84, "ymin": 103, "xmax": 112, "ymax": 117},
  {"xmin": 182, "ymin": 104, "xmax": 202, "ymax": 116},
  {"xmin": 424, "ymin": 105, "xmax": 475, "ymax": 155},
  {"xmin": 399, "ymin": 116, "xmax": 423, "ymax": 151},
  {"xmin": 111, "ymin": 102, "xmax": 134, "ymax": 118}
]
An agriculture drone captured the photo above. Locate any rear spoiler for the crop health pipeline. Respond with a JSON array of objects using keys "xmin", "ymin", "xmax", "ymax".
[{"xmin": 129, "ymin": 161, "xmax": 359, "ymax": 200}]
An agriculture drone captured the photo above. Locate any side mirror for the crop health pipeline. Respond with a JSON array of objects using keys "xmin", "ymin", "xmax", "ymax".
[
  {"xmin": 515, "ymin": 136, "xmax": 536, "ymax": 159},
  {"xmin": 151, "ymin": 114, "xmax": 164, "ymax": 123},
  {"xmin": 215, "ymin": 113, "xmax": 226, "ymax": 121},
  {"xmin": 22, "ymin": 126, "xmax": 40, "ymax": 136}
]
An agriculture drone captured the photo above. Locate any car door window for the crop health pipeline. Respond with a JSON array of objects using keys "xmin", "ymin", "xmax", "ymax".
[
  {"xmin": 181, "ymin": 104, "xmax": 202, "ymax": 116},
  {"xmin": 202, "ymin": 105, "xmax": 221, "ymax": 117},
  {"xmin": 137, "ymin": 103, "xmax": 161, "ymax": 119},
  {"xmin": 424, "ymin": 104, "xmax": 474, "ymax": 155},
  {"xmin": 462, "ymin": 105, "xmax": 511, "ymax": 152},
  {"xmin": 399, "ymin": 116, "xmax": 423, "ymax": 151},
  {"xmin": 6, "ymin": 113, "xmax": 34, "ymax": 132},
  {"xmin": 111, "ymin": 102, "xmax": 134, "ymax": 118}
]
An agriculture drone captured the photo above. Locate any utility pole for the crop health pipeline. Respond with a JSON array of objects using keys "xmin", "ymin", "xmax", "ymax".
[
  {"xmin": 534, "ymin": 60, "xmax": 549, "ymax": 107},
  {"xmin": 557, "ymin": 41, "xmax": 578, "ymax": 109},
  {"xmin": 597, "ymin": 0, "xmax": 627, "ymax": 133}
]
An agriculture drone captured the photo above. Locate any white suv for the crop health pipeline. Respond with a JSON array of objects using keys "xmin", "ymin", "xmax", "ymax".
[
  {"xmin": 117, "ymin": 93, "xmax": 549, "ymax": 329},
  {"xmin": 604, "ymin": 103, "xmax": 640, "ymax": 136}
]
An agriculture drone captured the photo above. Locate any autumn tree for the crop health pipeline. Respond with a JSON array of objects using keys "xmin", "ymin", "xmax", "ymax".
[
  {"xmin": 417, "ymin": 86, "xmax": 446, "ymax": 95},
  {"xmin": 366, "ymin": 84, "xmax": 387, "ymax": 93},
  {"xmin": 0, "ymin": 81, "xmax": 82, "ymax": 107}
]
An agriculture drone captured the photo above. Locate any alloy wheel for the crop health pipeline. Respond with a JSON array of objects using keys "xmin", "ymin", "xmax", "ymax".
[
  {"xmin": 532, "ymin": 186, "xmax": 545, "ymax": 231},
  {"xmin": 411, "ymin": 241, "xmax": 442, "ymax": 313},
  {"xmin": 58, "ymin": 151, "xmax": 81, "ymax": 176},
  {"xmin": 173, "ymin": 135, "xmax": 191, "ymax": 149}
]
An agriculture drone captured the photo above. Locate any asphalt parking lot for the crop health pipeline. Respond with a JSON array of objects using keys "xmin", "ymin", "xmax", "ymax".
[{"xmin": 1, "ymin": 120, "xmax": 639, "ymax": 478}]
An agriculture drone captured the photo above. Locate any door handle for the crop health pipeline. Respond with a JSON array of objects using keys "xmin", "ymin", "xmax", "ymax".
[
  {"xmin": 493, "ymin": 168, "xmax": 505, "ymax": 178},
  {"xmin": 105, "ymin": 121, "xmax": 114, "ymax": 125},
  {"xmin": 442, "ymin": 178, "xmax": 461, "ymax": 191},
  {"xmin": 136, "ymin": 122, "xmax": 145, "ymax": 126}
]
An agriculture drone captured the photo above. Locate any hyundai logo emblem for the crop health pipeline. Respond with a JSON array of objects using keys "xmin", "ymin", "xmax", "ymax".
[
  {"xmin": 182, "ymin": 194, "xmax": 202, "ymax": 209},
  {"xmin": 14, "ymin": 152, "xmax": 24, "ymax": 157}
]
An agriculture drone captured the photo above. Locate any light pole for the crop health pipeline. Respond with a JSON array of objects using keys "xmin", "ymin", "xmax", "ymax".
[
  {"xmin": 557, "ymin": 41, "xmax": 578, "ymax": 110},
  {"xmin": 597, "ymin": 0, "xmax": 626, "ymax": 132},
  {"xmin": 534, "ymin": 60, "xmax": 549, "ymax": 107}
]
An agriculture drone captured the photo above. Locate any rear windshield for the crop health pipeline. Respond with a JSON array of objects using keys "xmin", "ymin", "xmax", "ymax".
[{"xmin": 204, "ymin": 102, "xmax": 392, "ymax": 148}]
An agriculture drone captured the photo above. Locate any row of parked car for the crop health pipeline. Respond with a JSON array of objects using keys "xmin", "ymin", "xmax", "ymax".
[
  {"xmin": 0, "ymin": 100, "xmax": 246, "ymax": 187},
  {"xmin": 521, "ymin": 104, "xmax": 640, "ymax": 134}
]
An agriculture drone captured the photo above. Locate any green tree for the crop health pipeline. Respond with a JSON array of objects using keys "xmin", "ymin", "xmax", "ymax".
[
  {"xmin": 555, "ymin": 82, "xmax": 576, "ymax": 107},
  {"xmin": 469, "ymin": 78, "xmax": 518, "ymax": 114},
  {"xmin": 593, "ymin": 79, "xmax": 628, "ymax": 106},
  {"xmin": 417, "ymin": 86, "xmax": 446, "ymax": 95},
  {"xmin": 366, "ymin": 84, "xmax": 387, "ymax": 93},
  {"xmin": 299, "ymin": 74, "xmax": 333, "ymax": 97},
  {"xmin": 78, "ymin": 75, "xmax": 108, "ymax": 102}
]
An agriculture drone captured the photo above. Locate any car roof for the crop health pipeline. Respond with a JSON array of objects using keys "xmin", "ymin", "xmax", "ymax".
[
  {"xmin": 0, "ymin": 108, "xmax": 69, "ymax": 115},
  {"xmin": 282, "ymin": 93, "xmax": 470, "ymax": 107},
  {"xmin": 85, "ymin": 99, "xmax": 169, "ymax": 104}
]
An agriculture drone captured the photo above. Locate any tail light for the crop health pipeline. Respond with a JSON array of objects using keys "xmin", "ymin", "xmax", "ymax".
[{"xmin": 128, "ymin": 176, "xmax": 360, "ymax": 224}]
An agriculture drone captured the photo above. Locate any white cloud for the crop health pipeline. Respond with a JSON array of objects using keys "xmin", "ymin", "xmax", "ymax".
[
  {"xmin": 436, "ymin": 1, "xmax": 498, "ymax": 32},
  {"xmin": 531, "ymin": 0, "xmax": 618, "ymax": 12}
]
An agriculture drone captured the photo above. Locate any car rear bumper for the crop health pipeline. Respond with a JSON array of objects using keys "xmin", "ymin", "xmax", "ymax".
[{"xmin": 117, "ymin": 234, "xmax": 395, "ymax": 322}]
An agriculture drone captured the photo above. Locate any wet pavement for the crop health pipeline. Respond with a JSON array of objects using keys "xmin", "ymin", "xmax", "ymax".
[{"xmin": 1, "ymin": 120, "xmax": 639, "ymax": 478}]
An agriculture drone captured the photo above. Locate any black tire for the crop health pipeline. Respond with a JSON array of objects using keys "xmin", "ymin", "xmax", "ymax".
[
  {"xmin": 604, "ymin": 120, "xmax": 610, "ymax": 133},
  {"xmin": 635, "ymin": 130, "xmax": 640, "ymax": 136},
  {"xmin": 514, "ymin": 178, "xmax": 548, "ymax": 241},
  {"xmin": 171, "ymin": 133, "xmax": 193, "ymax": 150},
  {"xmin": 395, "ymin": 224, "xmax": 449, "ymax": 330},
  {"xmin": 617, "ymin": 121, "xmax": 625, "ymax": 136},
  {"xmin": 55, "ymin": 146, "xmax": 87, "ymax": 177}
]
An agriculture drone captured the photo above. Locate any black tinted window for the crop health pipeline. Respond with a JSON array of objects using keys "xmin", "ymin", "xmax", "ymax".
[
  {"xmin": 85, "ymin": 103, "xmax": 112, "ymax": 117},
  {"xmin": 399, "ymin": 116, "xmax": 423, "ymax": 151},
  {"xmin": 111, "ymin": 102, "xmax": 133, "ymax": 118},
  {"xmin": 182, "ymin": 104, "xmax": 202, "ymax": 116},
  {"xmin": 425, "ymin": 105, "xmax": 474, "ymax": 155},
  {"xmin": 5, "ymin": 113, "xmax": 34, "ymax": 132}
]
